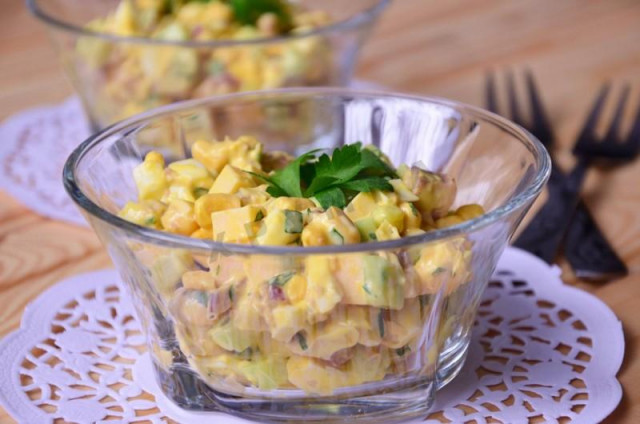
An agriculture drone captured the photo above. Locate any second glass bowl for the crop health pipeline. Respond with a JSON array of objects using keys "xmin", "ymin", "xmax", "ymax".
[{"xmin": 29, "ymin": 0, "xmax": 388, "ymax": 130}]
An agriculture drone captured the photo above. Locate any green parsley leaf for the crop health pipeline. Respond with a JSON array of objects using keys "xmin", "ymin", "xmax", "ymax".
[
  {"xmin": 228, "ymin": 0, "xmax": 293, "ymax": 31},
  {"xmin": 249, "ymin": 150, "xmax": 319, "ymax": 198},
  {"xmin": 360, "ymin": 147, "xmax": 397, "ymax": 177},
  {"xmin": 339, "ymin": 176, "xmax": 393, "ymax": 193},
  {"xmin": 314, "ymin": 187, "xmax": 347, "ymax": 209},
  {"xmin": 250, "ymin": 143, "xmax": 396, "ymax": 209}
]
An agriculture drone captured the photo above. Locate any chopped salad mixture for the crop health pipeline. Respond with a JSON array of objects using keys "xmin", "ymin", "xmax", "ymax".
[
  {"xmin": 77, "ymin": 0, "xmax": 332, "ymax": 124},
  {"xmin": 120, "ymin": 137, "xmax": 484, "ymax": 394}
]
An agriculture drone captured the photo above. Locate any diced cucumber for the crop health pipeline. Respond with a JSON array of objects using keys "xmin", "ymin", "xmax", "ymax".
[
  {"xmin": 156, "ymin": 22, "xmax": 187, "ymax": 41},
  {"xmin": 329, "ymin": 228, "xmax": 344, "ymax": 245},
  {"xmin": 209, "ymin": 319, "xmax": 259, "ymax": 352},
  {"xmin": 362, "ymin": 255, "xmax": 404, "ymax": 309},
  {"xmin": 354, "ymin": 217, "xmax": 378, "ymax": 241},
  {"xmin": 237, "ymin": 357, "xmax": 289, "ymax": 391},
  {"xmin": 283, "ymin": 210, "xmax": 303, "ymax": 233}
]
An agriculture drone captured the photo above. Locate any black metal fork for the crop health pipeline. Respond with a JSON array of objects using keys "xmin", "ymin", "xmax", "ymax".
[
  {"xmin": 563, "ymin": 84, "xmax": 639, "ymax": 279},
  {"xmin": 486, "ymin": 72, "xmax": 628, "ymax": 280}
]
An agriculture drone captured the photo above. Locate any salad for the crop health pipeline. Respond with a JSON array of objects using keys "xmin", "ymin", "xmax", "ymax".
[
  {"xmin": 119, "ymin": 137, "xmax": 484, "ymax": 394},
  {"xmin": 76, "ymin": 0, "xmax": 333, "ymax": 124}
]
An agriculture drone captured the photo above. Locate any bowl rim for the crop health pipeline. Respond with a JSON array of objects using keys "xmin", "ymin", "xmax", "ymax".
[
  {"xmin": 27, "ymin": 0, "xmax": 390, "ymax": 48},
  {"xmin": 63, "ymin": 87, "xmax": 551, "ymax": 256}
]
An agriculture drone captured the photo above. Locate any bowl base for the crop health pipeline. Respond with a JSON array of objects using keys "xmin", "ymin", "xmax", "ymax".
[
  {"xmin": 436, "ymin": 338, "xmax": 470, "ymax": 389},
  {"xmin": 155, "ymin": 362, "xmax": 437, "ymax": 423}
]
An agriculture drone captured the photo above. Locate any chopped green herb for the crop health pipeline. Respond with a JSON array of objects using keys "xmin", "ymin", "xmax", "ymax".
[
  {"xmin": 432, "ymin": 267, "xmax": 447, "ymax": 275},
  {"xmin": 193, "ymin": 187, "xmax": 209, "ymax": 198},
  {"xmin": 238, "ymin": 347, "xmax": 253, "ymax": 359},
  {"xmin": 329, "ymin": 228, "xmax": 344, "ymax": 245},
  {"xmin": 283, "ymin": 210, "xmax": 303, "ymax": 233},
  {"xmin": 215, "ymin": 264, "xmax": 221, "ymax": 276},
  {"xmin": 254, "ymin": 210, "xmax": 265, "ymax": 222},
  {"xmin": 409, "ymin": 203, "xmax": 419, "ymax": 216},
  {"xmin": 396, "ymin": 346, "xmax": 411, "ymax": 356},
  {"xmin": 362, "ymin": 284, "xmax": 373, "ymax": 295},
  {"xmin": 248, "ymin": 143, "xmax": 396, "ymax": 209},
  {"xmin": 144, "ymin": 216, "xmax": 156, "ymax": 226},
  {"xmin": 377, "ymin": 310, "xmax": 385, "ymax": 338},
  {"xmin": 419, "ymin": 294, "xmax": 429, "ymax": 316},
  {"xmin": 368, "ymin": 232, "xmax": 377, "ymax": 240},
  {"xmin": 268, "ymin": 270, "xmax": 296, "ymax": 287},
  {"xmin": 228, "ymin": 286, "xmax": 235, "ymax": 302},
  {"xmin": 295, "ymin": 332, "xmax": 308, "ymax": 350}
]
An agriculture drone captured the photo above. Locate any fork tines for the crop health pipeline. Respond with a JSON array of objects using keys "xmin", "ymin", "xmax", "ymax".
[
  {"xmin": 573, "ymin": 83, "xmax": 640, "ymax": 160},
  {"xmin": 486, "ymin": 70, "xmax": 553, "ymax": 147}
]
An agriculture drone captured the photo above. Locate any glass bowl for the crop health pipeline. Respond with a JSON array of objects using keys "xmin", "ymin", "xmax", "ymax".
[
  {"xmin": 28, "ymin": 0, "xmax": 388, "ymax": 130},
  {"xmin": 63, "ymin": 88, "xmax": 550, "ymax": 423}
]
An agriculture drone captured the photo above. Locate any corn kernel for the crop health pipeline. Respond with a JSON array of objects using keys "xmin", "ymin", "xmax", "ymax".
[
  {"xmin": 285, "ymin": 275, "xmax": 307, "ymax": 303},
  {"xmin": 133, "ymin": 152, "xmax": 168, "ymax": 200},
  {"xmin": 456, "ymin": 204, "xmax": 485, "ymax": 221},
  {"xmin": 168, "ymin": 159, "xmax": 213, "ymax": 189},
  {"xmin": 161, "ymin": 199, "xmax": 199, "ymax": 235},
  {"xmin": 192, "ymin": 140, "xmax": 228, "ymax": 174},
  {"xmin": 238, "ymin": 187, "xmax": 271, "ymax": 206},
  {"xmin": 118, "ymin": 200, "xmax": 165, "ymax": 228},
  {"xmin": 163, "ymin": 181, "xmax": 195, "ymax": 203},
  {"xmin": 194, "ymin": 193, "xmax": 241, "ymax": 228},
  {"xmin": 434, "ymin": 215, "xmax": 464, "ymax": 229},
  {"xmin": 301, "ymin": 221, "xmax": 328, "ymax": 246},
  {"xmin": 191, "ymin": 228, "xmax": 213, "ymax": 239}
]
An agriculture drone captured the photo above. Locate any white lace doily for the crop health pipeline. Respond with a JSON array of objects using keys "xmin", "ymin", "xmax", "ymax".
[
  {"xmin": 0, "ymin": 247, "xmax": 623, "ymax": 424},
  {"xmin": 0, "ymin": 97, "xmax": 89, "ymax": 226},
  {"xmin": 0, "ymin": 82, "xmax": 385, "ymax": 226}
]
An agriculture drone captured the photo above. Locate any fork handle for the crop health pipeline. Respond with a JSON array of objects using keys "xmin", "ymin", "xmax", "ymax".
[
  {"xmin": 513, "ymin": 159, "xmax": 589, "ymax": 262},
  {"xmin": 564, "ymin": 201, "xmax": 628, "ymax": 281}
]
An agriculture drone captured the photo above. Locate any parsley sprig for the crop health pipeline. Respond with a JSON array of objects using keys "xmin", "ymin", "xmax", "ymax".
[{"xmin": 251, "ymin": 143, "xmax": 397, "ymax": 209}]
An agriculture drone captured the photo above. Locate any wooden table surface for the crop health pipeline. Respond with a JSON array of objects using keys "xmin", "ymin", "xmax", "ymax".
[{"xmin": 1, "ymin": 0, "xmax": 640, "ymax": 422}]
